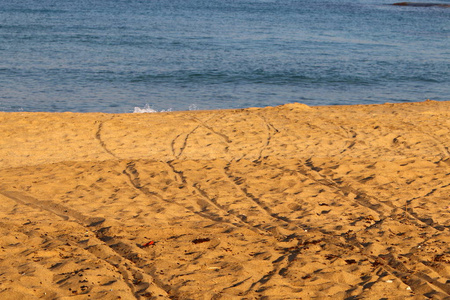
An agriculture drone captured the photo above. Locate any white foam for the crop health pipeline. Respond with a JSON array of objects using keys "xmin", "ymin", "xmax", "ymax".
[
  {"xmin": 133, "ymin": 104, "xmax": 158, "ymax": 113},
  {"xmin": 188, "ymin": 104, "xmax": 199, "ymax": 111},
  {"xmin": 133, "ymin": 103, "xmax": 198, "ymax": 113}
]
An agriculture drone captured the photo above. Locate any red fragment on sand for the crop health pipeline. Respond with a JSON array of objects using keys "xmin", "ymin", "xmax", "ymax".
[{"xmin": 142, "ymin": 241, "xmax": 155, "ymax": 247}]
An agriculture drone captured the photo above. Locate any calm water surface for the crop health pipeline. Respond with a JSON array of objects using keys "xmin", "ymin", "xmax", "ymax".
[{"xmin": 0, "ymin": 0, "xmax": 449, "ymax": 112}]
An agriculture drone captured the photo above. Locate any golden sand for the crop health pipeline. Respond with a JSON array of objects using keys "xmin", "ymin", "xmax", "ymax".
[{"xmin": 0, "ymin": 100, "xmax": 449, "ymax": 299}]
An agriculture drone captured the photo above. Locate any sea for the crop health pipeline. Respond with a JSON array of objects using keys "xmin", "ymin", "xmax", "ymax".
[{"xmin": 0, "ymin": 0, "xmax": 449, "ymax": 113}]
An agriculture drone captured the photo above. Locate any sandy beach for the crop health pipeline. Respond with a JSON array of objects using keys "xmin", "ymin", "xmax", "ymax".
[{"xmin": 0, "ymin": 100, "xmax": 449, "ymax": 299}]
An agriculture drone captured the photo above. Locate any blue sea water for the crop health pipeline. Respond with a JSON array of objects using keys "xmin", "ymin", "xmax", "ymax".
[{"xmin": 0, "ymin": 0, "xmax": 449, "ymax": 113}]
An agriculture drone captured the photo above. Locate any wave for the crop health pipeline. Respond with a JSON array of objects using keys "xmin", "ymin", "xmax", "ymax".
[
  {"xmin": 133, "ymin": 104, "xmax": 159, "ymax": 113},
  {"xmin": 133, "ymin": 104, "xmax": 198, "ymax": 113}
]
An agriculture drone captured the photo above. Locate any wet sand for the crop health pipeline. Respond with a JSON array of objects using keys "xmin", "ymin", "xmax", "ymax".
[{"xmin": 0, "ymin": 100, "xmax": 449, "ymax": 299}]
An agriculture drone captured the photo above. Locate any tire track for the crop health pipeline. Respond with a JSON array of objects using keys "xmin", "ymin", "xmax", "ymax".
[
  {"xmin": 171, "ymin": 125, "xmax": 201, "ymax": 158},
  {"xmin": 299, "ymin": 158, "xmax": 435, "ymax": 229},
  {"xmin": 165, "ymin": 160, "xmax": 279, "ymax": 237},
  {"xmin": 299, "ymin": 158, "xmax": 450, "ymax": 237},
  {"xmin": 256, "ymin": 115, "xmax": 279, "ymax": 160},
  {"xmin": 241, "ymin": 237, "xmax": 322, "ymax": 296},
  {"xmin": 123, "ymin": 160, "xmax": 308, "ymax": 295},
  {"xmin": 171, "ymin": 113, "xmax": 227, "ymax": 158},
  {"xmin": 123, "ymin": 160, "xmax": 281, "ymax": 239},
  {"xmin": 398, "ymin": 119, "xmax": 450, "ymax": 158},
  {"xmin": 304, "ymin": 158, "xmax": 449, "ymax": 233},
  {"xmin": 94, "ymin": 120, "xmax": 119, "ymax": 159},
  {"xmin": 191, "ymin": 115, "xmax": 232, "ymax": 144},
  {"xmin": 339, "ymin": 230, "xmax": 450, "ymax": 298},
  {"xmin": 223, "ymin": 161, "xmax": 295, "ymax": 228},
  {"xmin": 231, "ymin": 157, "xmax": 450, "ymax": 297},
  {"xmin": 122, "ymin": 161, "xmax": 226, "ymax": 225},
  {"xmin": 373, "ymin": 253, "xmax": 450, "ymax": 298},
  {"xmin": 0, "ymin": 190, "xmax": 169, "ymax": 299},
  {"xmin": 293, "ymin": 160, "xmax": 450, "ymax": 297}
]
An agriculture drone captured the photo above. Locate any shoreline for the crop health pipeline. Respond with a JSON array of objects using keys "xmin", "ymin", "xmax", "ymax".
[
  {"xmin": 1, "ymin": 100, "xmax": 449, "ymax": 299},
  {"xmin": 2, "ymin": 99, "xmax": 447, "ymax": 115}
]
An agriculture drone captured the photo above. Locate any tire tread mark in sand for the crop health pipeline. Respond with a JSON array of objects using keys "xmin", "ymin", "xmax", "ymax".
[
  {"xmin": 302, "ymin": 120, "xmax": 358, "ymax": 155},
  {"xmin": 399, "ymin": 119, "xmax": 450, "ymax": 158},
  {"xmin": 242, "ymin": 254, "xmax": 285, "ymax": 295},
  {"xmin": 373, "ymin": 253, "xmax": 450, "ymax": 297},
  {"xmin": 257, "ymin": 115, "xmax": 279, "ymax": 160},
  {"xmin": 246, "ymin": 222, "xmax": 448, "ymax": 297},
  {"xmin": 338, "ymin": 230, "xmax": 450, "ymax": 298},
  {"xmin": 258, "ymin": 161, "xmax": 448, "ymax": 293},
  {"xmin": 232, "ymin": 160, "xmax": 383, "ymax": 287},
  {"xmin": 1, "ymin": 191, "xmax": 164, "ymax": 298},
  {"xmin": 170, "ymin": 133, "xmax": 182, "ymax": 157},
  {"xmin": 223, "ymin": 161, "xmax": 294, "ymax": 228},
  {"xmin": 165, "ymin": 161, "xmax": 231, "ymax": 219},
  {"xmin": 306, "ymin": 120, "xmax": 348, "ymax": 139},
  {"xmin": 172, "ymin": 113, "xmax": 226, "ymax": 158},
  {"xmin": 123, "ymin": 161, "xmax": 224, "ymax": 224},
  {"xmin": 242, "ymin": 238, "xmax": 325, "ymax": 296},
  {"xmin": 0, "ymin": 190, "xmax": 168, "ymax": 299},
  {"xmin": 299, "ymin": 158, "xmax": 391, "ymax": 218},
  {"xmin": 326, "ymin": 225, "xmax": 450, "ymax": 298},
  {"xmin": 165, "ymin": 161, "xmax": 272, "ymax": 236},
  {"xmin": 123, "ymin": 160, "xmax": 259, "ymax": 235},
  {"xmin": 231, "ymin": 158, "xmax": 449, "ymax": 297},
  {"xmin": 172, "ymin": 125, "xmax": 201, "ymax": 158},
  {"xmin": 218, "ymin": 276, "xmax": 252, "ymax": 294},
  {"xmin": 295, "ymin": 161, "xmax": 450, "ymax": 296},
  {"xmin": 262, "ymin": 158, "xmax": 448, "ymax": 236},
  {"xmin": 243, "ymin": 261, "xmax": 280, "ymax": 295},
  {"xmin": 95, "ymin": 120, "xmax": 119, "ymax": 159},
  {"xmin": 307, "ymin": 117, "xmax": 363, "ymax": 154},
  {"xmin": 409, "ymin": 252, "xmax": 450, "ymax": 285},
  {"xmin": 191, "ymin": 115, "xmax": 232, "ymax": 144},
  {"xmin": 404, "ymin": 190, "xmax": 449, "ymax": 232},
  {"xmin": 0, "ymin": 190, "xmax": 88, "ymax": 223},
  {"xmin": 338, "ymin": 126, "xmax": 358, "ymax": 154},
  {"xmin": 301, "ymin": 158, "xmax": 449, "ymax": 232}
]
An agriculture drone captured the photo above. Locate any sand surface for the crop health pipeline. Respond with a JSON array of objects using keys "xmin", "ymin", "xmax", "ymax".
[{"xmin": 0, "ymin": 101, "xmax": 449, "ymax": 299}]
